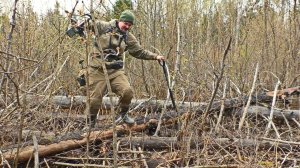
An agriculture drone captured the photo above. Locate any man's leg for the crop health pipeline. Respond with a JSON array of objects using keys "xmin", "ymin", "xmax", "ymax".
[
  {"xmin": 87, "ymin": 67, "xmax": 107, "ymax": 128},
  {"xmin": 111, "ymin": 74, "xmax": 134, "ymax": 124}
]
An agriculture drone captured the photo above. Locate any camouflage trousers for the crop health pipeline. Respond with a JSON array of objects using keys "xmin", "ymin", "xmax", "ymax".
[{"xmin": 87, "ymin": 67, "xmax": 134, "ymax": 116}]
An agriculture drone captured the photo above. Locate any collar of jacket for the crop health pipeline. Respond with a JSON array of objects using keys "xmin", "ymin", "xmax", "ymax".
[{"xmin": 109, "ymin": 19, "xmax": 128, "ymax": 35}]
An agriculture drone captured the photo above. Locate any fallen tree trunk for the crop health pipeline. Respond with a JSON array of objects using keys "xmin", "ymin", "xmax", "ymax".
[
  {"xmin": 0, "ymin": 95, "xmax": 206, "ymax": 110},
  {"xmin": 119, "ymin": 136, "xmax": 300, "ymax": 150},
  {"xmin": 1, "ymin": 86, "xmax": 298, "ymax": 111},
  {"xmin": 266, "ymin": 86, "xmax": 300, "ymax": 98},
  {"xmin": 239, "ymin": 105, "xmax": 300, "ymax": 120},
  {"xmin": 0, "ymin": 91, "xmax": 275, "ymax": 110},
  {"xmin": 1, "ymin": 119, "xmax": 170, "ymax": 163}
]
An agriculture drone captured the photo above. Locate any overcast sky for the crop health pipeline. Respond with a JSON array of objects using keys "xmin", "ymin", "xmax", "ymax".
[
  {"xmin": 0, "ymin": 0, "xmax": 98, "ymax": 15},
  {"xmin": 31, "ymin": 0, "xmax": 84, "ymax": 15}
]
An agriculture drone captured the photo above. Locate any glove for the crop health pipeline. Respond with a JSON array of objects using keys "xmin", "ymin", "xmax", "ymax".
[
  {"xmin": 77, "ymin": 74, "xmax": 86, "ymax": 86},
  {"xmin": 66, "ymin": 25, "xmax": 85, "ymax": 38},
  {"xmin": 66, "ymin": 26, "xmax": 77, "ymax": 37},
  {"xmin": 66, "ymin": 14, "xmax": 92, "ymax": 38}
]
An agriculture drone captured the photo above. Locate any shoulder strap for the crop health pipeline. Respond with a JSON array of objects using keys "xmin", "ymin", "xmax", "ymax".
[{"xmin": 105, "ymin": 26, "xmax": 128, "ymax": 49}]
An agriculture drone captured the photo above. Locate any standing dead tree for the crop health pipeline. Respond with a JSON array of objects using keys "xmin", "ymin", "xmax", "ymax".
[
  {"xmin": 200, "ymin": 37, "xmax": 232, "ymax": 129},
  {"xmin": 0, "ymin": 0, "xmax": 19, "ymax": 109}
]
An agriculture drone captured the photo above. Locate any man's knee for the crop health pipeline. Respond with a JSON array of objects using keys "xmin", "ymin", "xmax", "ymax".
[
  {"xmin": 90, "ymin": 98, "xmax": 102, "ymax": 111},
  {"xmin": 121, "ymin": 88, "xmax": 134, "ymax": 102}
]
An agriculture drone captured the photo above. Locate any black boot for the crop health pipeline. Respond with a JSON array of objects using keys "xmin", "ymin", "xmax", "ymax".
[
  {"xmin": 89, "ymin": 114, "xmax": 97, "ymax": 128},
  {"xmin": 115, "ymin": 107, "xmax": 134, "ymax": 124},
  {"xmin": 83, "ymin": 114, "xmax": 97, "ymax": 131}
]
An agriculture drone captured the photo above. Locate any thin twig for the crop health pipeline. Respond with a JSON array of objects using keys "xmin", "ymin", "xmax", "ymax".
[
  {"xmin": 43, "ymin": 158, "xmax": 50, "ymax": 168},
  {"xmin": 261, "ymin": 115, "xmax": 281, "ymax": 138},
  {"xmin": 0, "ymin": 150, "xmax": 11, "ymax": 168},
  {"xmin": 14, "ymin": 99, "xmax": 24, "ymax": 168},
  {"xmin": 238, "ymin": 63, "xmax": 259, "ymax": 130},
  {"xmin": 138, "ymin": 147, "xmax": 148, "ymax": 168},
  {"xmin": 292, "ymin": 118, "xmax": 300, "ymax": 128},
  {"xmin": 32, "ymin": 135, "xmax": 39, "ymax": 168},
  {"xmin": 264, "ymin": 80, "xmax": 281, "ymax": 137},
  {"xmin": 43, "ymin": 55, "xmax": 70, "ymax": 93},
  {"xmin": 281, "ymin": 112, "xmax": 293, "ymax": 138},
  {"xmin": 215, "ymin": 78, "xmax": 228, "ymax": 132},
  {"xmin": 0, "ymin": 50, "xmax": 38, "ymax": 62}
]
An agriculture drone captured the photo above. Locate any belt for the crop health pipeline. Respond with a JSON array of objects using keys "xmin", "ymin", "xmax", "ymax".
[{"xmin": 90, "ymin": 60, "xmax": 123, "ymax": 70}]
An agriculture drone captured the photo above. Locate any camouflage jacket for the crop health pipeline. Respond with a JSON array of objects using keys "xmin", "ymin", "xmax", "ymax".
[{"xmin": 90, "ymin": 19, "xmax": 158, "ymax": 79}]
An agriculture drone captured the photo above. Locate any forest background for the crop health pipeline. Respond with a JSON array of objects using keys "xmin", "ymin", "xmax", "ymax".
[
  {"xmin": 0, "ymin": 0, "xmax": 299, "ymax": 167},
  {"xmin": 0, "ymin": 0, "xmax": 299, "ymax": 102}
]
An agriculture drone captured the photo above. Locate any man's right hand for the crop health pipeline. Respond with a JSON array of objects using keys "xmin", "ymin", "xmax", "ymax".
[{"xmin": 156, "ymin": 55, "xmax": 165, "ymax": 61}]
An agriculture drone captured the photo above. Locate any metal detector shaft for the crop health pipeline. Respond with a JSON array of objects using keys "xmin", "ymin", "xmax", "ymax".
[{"xmin": 159, "ymin": 60, "xmax": 177, "ymax": 112}]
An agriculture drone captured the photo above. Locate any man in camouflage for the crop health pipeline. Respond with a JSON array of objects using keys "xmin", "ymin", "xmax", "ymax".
[{"xmin": 87, "ymin": 10, "xmax": 165, "ymax": 127}]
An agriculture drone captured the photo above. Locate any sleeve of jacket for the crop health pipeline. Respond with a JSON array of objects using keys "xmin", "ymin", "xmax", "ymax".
[{"xmin": 126, "ymin": 32, "xmax": 158, "ymax": 60}]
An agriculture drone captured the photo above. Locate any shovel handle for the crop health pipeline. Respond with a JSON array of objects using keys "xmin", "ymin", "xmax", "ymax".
[
  {"xmin": 158, "ymin": 60, "xmax": 177, "ymax": 112},
  {"xmin": 158, "ymin": 60, "xmax": 165, "ymax": 67}
]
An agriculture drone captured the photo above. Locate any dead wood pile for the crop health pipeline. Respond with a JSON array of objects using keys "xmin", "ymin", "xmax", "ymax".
[{"xmin": 1, "ymin": 87, "xmax": 300, "ymax": 167}]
